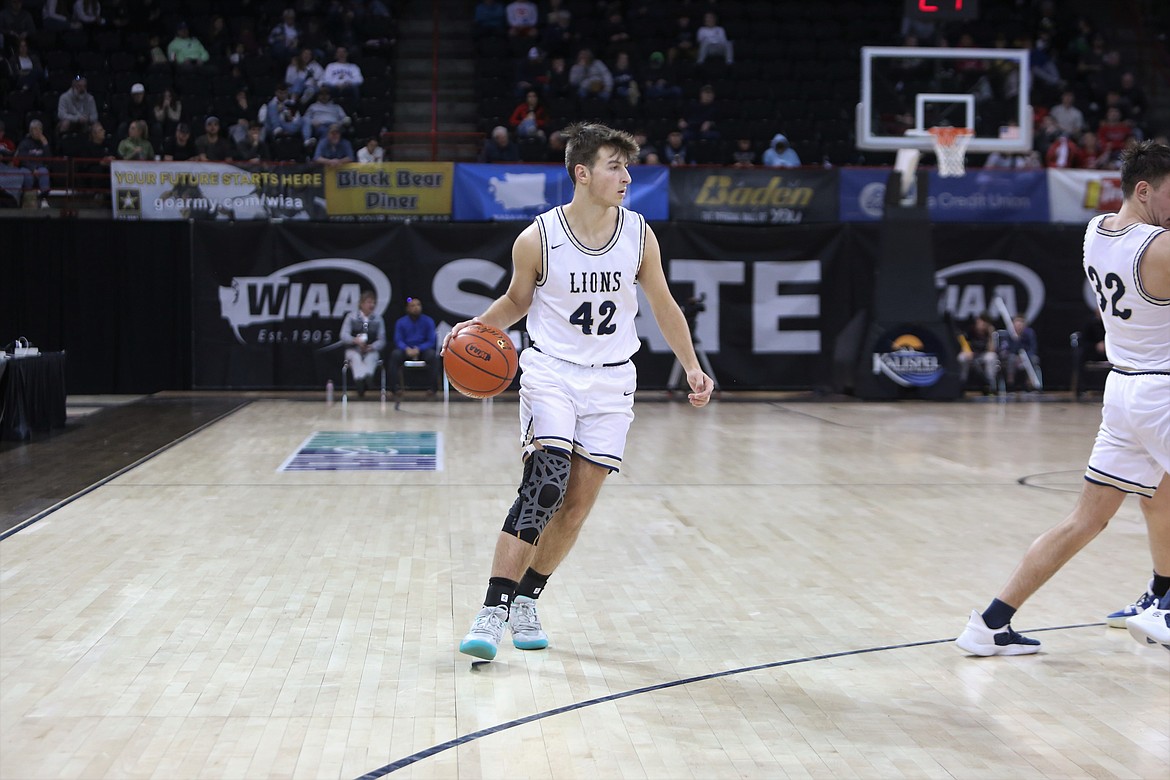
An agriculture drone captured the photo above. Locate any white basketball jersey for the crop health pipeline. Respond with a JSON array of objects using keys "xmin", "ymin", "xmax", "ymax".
[
  {"xmin": 1083, "ymin": 214, "xmax": 1170, "ymax": 371},
  {"xmin": 527, "ymin": 205, "xmax": 646, "ymax": 366}
]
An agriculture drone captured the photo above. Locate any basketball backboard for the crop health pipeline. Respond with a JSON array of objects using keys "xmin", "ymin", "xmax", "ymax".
[{"xmin": 857, "ymin": 46, "xmax": 1032, "ymax": 153}]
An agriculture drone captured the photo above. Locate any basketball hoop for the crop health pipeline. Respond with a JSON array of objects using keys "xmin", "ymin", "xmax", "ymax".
[{"xmin": 928, "ymin": 126, "xmax": 974, "ymax": 177}]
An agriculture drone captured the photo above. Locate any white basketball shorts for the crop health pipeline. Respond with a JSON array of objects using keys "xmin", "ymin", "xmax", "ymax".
[
  {"xmin": 518, "ymin": 348, "xmax": 637, "ymax": 472},
  {"xmin": 1085, "ymin": 370, "xmax": 1170, "ymax": 498}
]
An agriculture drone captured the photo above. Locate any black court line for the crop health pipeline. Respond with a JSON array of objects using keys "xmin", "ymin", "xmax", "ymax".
[
  {"xmin": 355, "ymin": 622, "xmax": 1102, "ymax": 779},
  {"xmin": 0, "ymin": 401, "xmax": 252, "ymax": 542},
  {"xmin": 1019, "ymin": 470, "xmax": 1086, "ymax": 494}
]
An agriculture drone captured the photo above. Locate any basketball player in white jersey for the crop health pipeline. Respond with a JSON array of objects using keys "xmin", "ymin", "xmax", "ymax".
[
  {"xmin": 444, "ymin": 123, "xmax": 714, "ymax": 661},
  {"xmin": 957, "ymin": 140, "xmax": 1170, "ymax": 656}
]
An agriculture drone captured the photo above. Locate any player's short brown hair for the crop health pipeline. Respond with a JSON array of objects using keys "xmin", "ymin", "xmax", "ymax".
[
  {"xmin": 1119, "ymin": 140, "xmax": 1170, "ymax": 198},
  {"xmin": 562, "ymin": 123, "xmax": 639, "ymax": 185}
]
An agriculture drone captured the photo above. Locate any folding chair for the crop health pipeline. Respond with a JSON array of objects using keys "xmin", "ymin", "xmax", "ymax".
[{"xmin": 341, "ymin": 357, "xmax": 386, "ymax": 402}]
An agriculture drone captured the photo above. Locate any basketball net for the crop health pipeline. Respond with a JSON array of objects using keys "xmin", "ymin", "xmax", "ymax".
[{"xmin": 929, "ymin": 126, "xmax": 974, "ymax": 177}]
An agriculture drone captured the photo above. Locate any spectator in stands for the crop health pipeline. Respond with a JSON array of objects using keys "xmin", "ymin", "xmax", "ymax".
[
  {"xmin": 473, "ymin": 0, "xmax": 506, "ymax": 38},
  {"xmin": 388, "ymin": 296, "xmax": 438, "ymax": 399},
  {"xmin": 543, "ymin": 55, "xmax": 572, "ymax": 99},
  {"xmin": 57, "ymin": 75, "xmax": 99, "ymax": 136},
  {"xmin": 600, "ymin": 5, "xmax": 630, "ymax": 59},
  {"xmin": 633, "ymin": 128, "xmax": 659, "ymax": 165},
  {"xmin": 985, "ymin": 149, "xmax": 1042, "ymax": 169},
  {"xmin": 204, "ymin": 14, "xmax": 232, "ymax": 63},
  {"xmin": 148, "ymin": 33, "xmax": 168, "ymax": 65},
  {"xmin": 358, "ymin": 136, "xmax": 383, "ymax": 162},
  {"xmin": 0, "ymin": 119, "xmax": 16, "ymax": 160},
  {"xmin": 162, "ymin": 122, "xmax": 196, "ymax": 161},
  {"xmin": 671, "ymin": 14, "xmax": 696, "ymax": 62},
  {"xmin": 957, "ymin": 313, "xmax": 999, "ymax": 392},
  {"xmin": 1117, "ymin": 72, "xmax": 1146, "ymax": 126},
  {"xmin": 1033, "ymin": 114, "xmax": 1062, "ymax": 158},
  {"xmin": 545, "ymin": 128, "xmax": 565, "ymax": 163},
  {"xmin": 661, "ymin": 130, "xmax": 691, "ymax": 166},
  {"xmin": 15, "ymin": 118, "xmax": 51, "ymax": 208},
  {"xmin": 339, "ymin": 289, "xmax": 387, "ymax": 399},
  {"xmin": 1076, "ymin": 131, "xmax": 1111, "ymax": 170},
  {"xmin": 117, "ymin": 119, "xmax": 154, "ymax": 160},
  {"xmin": 117, "ymin": 82, "xmax": 153, "ymax": 142},
  {"xmin": 287, "ymin": 48, "xmax": 325, "ymax": 106},
  {"xmin": 302, "ymin": 87, "xmax": 349, "ymax": 149},
  {"xmin": 514, "ymin": 45, "xmax": 548, "ymax": 99},
  {"xmin": 695, "ymin": 11, "xmax": 733, "ymax": 65},
  {"xmin": 40, "ymin": 0, "xmax": 70, "ymax": 31},
  {"xmin": 195, "ymin": 116, "xmax": 233, "ymax": 161},
  {"xmin": 299, "ymin": 16, "xmax": 331, "ymax": 61},
  {"xmin": 236, "ymin": 122, "xmax": 271, "ymax": 162},
  {"xmin": 569, "ymin": 48, "xmax": 612, "ymax": 101},
  {"xmin": 540, "ymin": 7, "xmax": 573, "ymax": 61},
  {"xmin": 262, "ymin": 83, "xmax": 304, "ymax": 142},
  {"xmin": 268, "ymin": 8, "xmax": 301, "ymax": 63},
  {"xmin": 1028, "ymin": 33, "xmax": 1064, "ymax": 103},
  {"xmin": 168, "ymin": 21, "xmax": 211, "ymax": 71},
  {"xmin": 72, "ymin": 0, "xmax": 103, "ymax": 28},
  {"xmin": 1044, "ymin": 132, "xmax": 1083, "ymax": 169},
  {"xmin": 6, "ymin": 37, "xmax": 45, "ymax": 94},
  {"xmin": 1048, "ymin": 90, "xmax": 1085, "ymax": 138},
  {"xmin": 641, "ymin": 50, "xmax": 681, "ymax": 100},
  {"xmin": 152, "ymin": 88, "xmax": 182, "ymax": 139},
  {"xmin": 505, "ymin": 0, "xmax": 538, "ymax": 47},
  {"xmin": 480, "ymin": 125, "xmax": 519, "ymax": 163},
  {"xmin": 1096, "ymin": 106, "xmax": 1134, "ymax": 164},
  {"xmin": 763, "ymin": 133, "xmax": 800, "ymax": 167},
  {"xmin": 73, "ymin": 121, "xmax": 115, "ymax": 192},
  {"xmin": 509, "ymin": 89, "xmax": 547, "ymax": 141},
  {"xmin": 1000, "ymin": 315, "xmax": 1039, "ymax": 392},
  {"xmin": 323, "ymin": 46, "xmax": 363, "ymax": 102},
  {"xmin": 610, "ymin": 51, "xmax": 637, "ymax": 104},
  {"xmin": 0, "ymin": 0, "xmax": 36, "ymax": 43},
  {"xmin": 224, "ymin": 88, "xmax": 257, "ymax": 146},
  {"xmin": 313, "ymin": 123, "xmax": 354, "ymax": 166},
  {"xmin": 729, "ymin": 137, "xmax": 757, "ymax": 167},
  {"xmin": 680, "ymin": 83, "xmax": 720, "ymax": 142}
]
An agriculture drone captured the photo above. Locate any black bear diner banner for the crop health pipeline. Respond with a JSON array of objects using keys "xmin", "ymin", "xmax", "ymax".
[{"xmin": 191, "ymin": 221, "xmax": 1093, "ymax": 392}]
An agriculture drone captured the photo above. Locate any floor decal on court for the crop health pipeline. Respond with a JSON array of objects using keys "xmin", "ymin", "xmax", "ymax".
[{"xmin": 279, "ymin": 431, "xmax": 442, "ymax": 471}]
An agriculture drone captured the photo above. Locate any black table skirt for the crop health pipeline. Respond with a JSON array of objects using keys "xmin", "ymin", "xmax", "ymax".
[{"xmin": 0, "ymin": 352, "xmax": 68, "ymax": 441}]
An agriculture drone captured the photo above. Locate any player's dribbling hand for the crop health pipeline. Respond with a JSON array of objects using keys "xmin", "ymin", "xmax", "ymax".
[
  {"xmin": 686, "ymin": 369, "xmax": 714, "ymax": 407},
  {"xmin": 441, "ymin": 318, "xmax": 481, "ymax": 355}
]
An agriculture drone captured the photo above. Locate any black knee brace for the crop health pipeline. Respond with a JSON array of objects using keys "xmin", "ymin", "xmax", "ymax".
[{"xmin": 502, "ymin": 448, "xmax": 571, "ymax": 543}]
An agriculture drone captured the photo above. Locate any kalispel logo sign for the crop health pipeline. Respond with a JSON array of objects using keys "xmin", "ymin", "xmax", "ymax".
[
  {"xmin": 872, "ymin": 327, "xmax": 946, "ymax": 387},
  {"xmin": 217, "ymin": 258, "xmax": 391, "ymax": 345}
]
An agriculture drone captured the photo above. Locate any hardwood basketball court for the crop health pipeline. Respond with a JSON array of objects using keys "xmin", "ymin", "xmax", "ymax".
[{"xmin": 1, "ymin": 395, "xmax": 1167, "ymax": 779}]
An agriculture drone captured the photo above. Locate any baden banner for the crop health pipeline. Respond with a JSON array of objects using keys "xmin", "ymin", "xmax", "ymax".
[
  {"xmin": 669, "ymin": 168, "xmax": 838, "ymax": 224},
  {"xmin": 323, "ymin": 162, "xmax": 454, "ymax": 220},
  {"xmin": 452, "ymin": 163, "xmax": 669, "ymax": 221},
  {"xmin": 1047, "ymin": 168, "xmax": 1124, "ymax": 223},
  {"xmin": 112, "ymin": 161, "xmax": 326, "ymax": 220},
  {"xmin": 839, "ymin": 169, "xmax": 1049, "ymax": 223}
]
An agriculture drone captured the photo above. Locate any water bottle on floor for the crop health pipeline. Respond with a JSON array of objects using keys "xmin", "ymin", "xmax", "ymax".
[{"xmin": 326, "ymin": 379, "xmax": 334, "ymax": 404}]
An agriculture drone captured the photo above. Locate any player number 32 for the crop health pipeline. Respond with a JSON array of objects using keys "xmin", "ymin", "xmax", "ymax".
[{"xmin": 569, "ymin": 300, "xmax": 617, "ymax": 335}]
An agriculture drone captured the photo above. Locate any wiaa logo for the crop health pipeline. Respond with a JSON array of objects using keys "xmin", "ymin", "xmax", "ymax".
[
  {"xmin": 466, "ymin": 343, "xmax": 492, "ymax": 361},
  {"xmin": 872, "ymin": 330, "xmax": 945, "ymax": 388},
  {"xmin": 936, "ymin": 259, "xmax": 1045, "ymax": 324},
  {"xmin": 217, "ymin": 258, "xmax": 391, "ymax": 344}
]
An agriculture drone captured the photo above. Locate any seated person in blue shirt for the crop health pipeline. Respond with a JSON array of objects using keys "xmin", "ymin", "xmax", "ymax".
[
  {"xmin": 313, "ymin": 123, "xmax": 354, "ymax": 165},
  {"xmin": 389, "ymin": 296, "xmax": 439, "ymax": 397}
]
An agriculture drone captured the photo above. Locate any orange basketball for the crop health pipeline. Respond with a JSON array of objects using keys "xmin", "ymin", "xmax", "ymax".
[{"xmin": 444, "ymin": 324, "xmax": 519, "ymax": 398}]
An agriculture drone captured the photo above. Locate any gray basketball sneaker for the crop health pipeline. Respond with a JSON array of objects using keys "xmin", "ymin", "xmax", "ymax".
[
  {"xmin": 459, "ymin": 605, "xmax": 508, "ymax": 660},
  {"xmin": 508, "ymin": 596, "xmax": 549, "ymax": 650}
]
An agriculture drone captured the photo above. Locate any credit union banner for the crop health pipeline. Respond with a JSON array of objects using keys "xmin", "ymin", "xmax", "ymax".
[
  {"xmin": 1047, "ymin": 168, "xmax": 1123, "ymax": 223},
  {"xmin": 669, "ymin": 168, "xmax": 839, "ymax": 224},
  {"xmin": 452, "ymin": 163, "xmax": 669, "ymax": 221},
  {"xmin": 323, "ymin": 161, "xmax": 453, "ymax": 220},
  {"xmin": 839, "ymin": 168, "xmax": 1049, "ymax": 223},
  {"xmin": 111, "ymin": 161, "xmax": 326, "ymax": 220}
]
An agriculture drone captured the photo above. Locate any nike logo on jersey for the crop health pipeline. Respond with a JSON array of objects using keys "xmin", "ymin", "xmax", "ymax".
[
  {"xmin": 623, "ymin": 390, "xmax": 635, "ymax": 396},
  {"xmin": 550, "ymin": 242, "xmax": 564, "ymax": 249}
]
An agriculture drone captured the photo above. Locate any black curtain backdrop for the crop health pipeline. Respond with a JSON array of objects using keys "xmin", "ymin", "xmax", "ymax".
[{"xmin": 2, "ymin": 218, "xmax": 1094, "ymax": 394}]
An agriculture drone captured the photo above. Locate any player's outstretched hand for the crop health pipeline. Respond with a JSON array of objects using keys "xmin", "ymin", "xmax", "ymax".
[
  {"xmin": 441, "ymin": 318, "xmax": 482, "ymax": 355},
  {"xmin": 686, "ymin": 369, "xmax": 714, "ymax": 408}
]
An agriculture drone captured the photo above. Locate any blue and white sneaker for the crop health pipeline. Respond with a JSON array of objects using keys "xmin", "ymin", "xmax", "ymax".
[
  {"xmin": 1125, "ymin": 595, "xmax": 1170, "ymax": 652},
  {"xmin": 956, "ymin": 610, "xmax": 1041, "ymax": 656},
  {"xmin": 459, "ymin": 605, "xmax": 508, "ymax": 660},
  {"xmin": 508, "ymin": 596, "xmax": 549, "ymax": 650},
  {"xmin": 1106, "ymin": 580, "xmax": 1158, "ymax": 628}
]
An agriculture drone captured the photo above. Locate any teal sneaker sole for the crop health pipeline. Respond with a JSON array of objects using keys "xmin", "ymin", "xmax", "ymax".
[
  {"xmin": 459, "ymin": 639, "xmax": 498, "ymax": 660},
  {"xmin": 513, "ymin": 637, "xmax": 548, "ymax": 650}
]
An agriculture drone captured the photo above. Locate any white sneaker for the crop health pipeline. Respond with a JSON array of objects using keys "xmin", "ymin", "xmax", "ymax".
[
  {"xmin": 1125, "ymin": 602, "xmax": 1170, "ymax": 651},
  {"xmin": 508, "ymin": 596, "xmax": 549, "ymax": 650},
  {"xmin": 956, "ymin": 609, "xmax": 1041, "ymax": 656},
  {"xmin": 459, "ymin": 605, "xmax": 507, "ymax": 660},
  {"xmin": 1106, "ymin": 579, "xmax": 1158, "ymax": 628}
]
